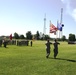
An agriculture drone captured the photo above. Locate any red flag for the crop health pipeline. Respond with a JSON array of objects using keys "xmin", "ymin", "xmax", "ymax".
[{"xmin": 10, "ymin": 34, "xmax": 12, "ymax": 40}]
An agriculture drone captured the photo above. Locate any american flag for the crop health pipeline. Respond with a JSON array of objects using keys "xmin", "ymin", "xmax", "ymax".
[{"xmin": 50, "ymin": 23, "xmax": 58, "ymax": 34}]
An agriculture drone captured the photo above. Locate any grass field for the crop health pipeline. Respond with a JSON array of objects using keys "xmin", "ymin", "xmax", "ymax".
[{"xmin": 0, "ymin": 41, "xmax": 76, "ymax": 75}]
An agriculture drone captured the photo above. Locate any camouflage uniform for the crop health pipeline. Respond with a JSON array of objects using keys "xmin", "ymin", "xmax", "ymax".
[
  {"xmin": 45, "ymin": 40, "xmax": 52, "ymax": 58},
  {"xmin": 53, "ymin": 39, "xmax": 60, "ymax": 58}
]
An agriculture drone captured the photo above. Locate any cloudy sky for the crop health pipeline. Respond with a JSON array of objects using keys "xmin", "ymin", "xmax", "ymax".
[{"xmin": 0, "ymin": 0, "xmax": 76, "ymax": 38}]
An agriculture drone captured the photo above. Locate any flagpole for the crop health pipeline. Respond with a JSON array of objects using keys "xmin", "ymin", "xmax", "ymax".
[
  {"xmin": 49, "ymin": 20, "xmax": 51, "ymax": 38},
  {"xmin": 57, "ymin": 20, "xmax": 59, "ymax": 39},
  {"xmin": 56, "ymin": 30, "xmax": 58, "ymax": 39}
]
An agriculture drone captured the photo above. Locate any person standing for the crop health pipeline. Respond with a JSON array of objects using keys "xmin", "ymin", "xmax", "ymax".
[
  {"xmin": 3, "ymin": 39, "xmax": 7, "ymax": 48},
  {"xmin": 53, "ymin": 39, "xmax": 60, "ymax": 59},
  {"xmin": 30, "ymin": 40, "xmax": 33, "ymax": 47},
  {"xmin": 45, "ymin": 39, "xmax": 52, "ymax": 58}
]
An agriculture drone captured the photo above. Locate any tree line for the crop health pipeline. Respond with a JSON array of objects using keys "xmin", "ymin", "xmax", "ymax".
[
  {"xmin": 13, "ymin": 31, "xmax": 76, "ymax": 41},
  {"xmin": 14, "ymin": 31, "xmax": 50, "ymax": 40},
  {"xmin": 0, "ymin": 31, "xmax": 76, "ymax": 41}
]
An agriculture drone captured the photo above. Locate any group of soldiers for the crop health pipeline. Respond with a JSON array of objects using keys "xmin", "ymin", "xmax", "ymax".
[{"xmin": 45, "ymin": 39, "xmax": 60, "ymax": 59}]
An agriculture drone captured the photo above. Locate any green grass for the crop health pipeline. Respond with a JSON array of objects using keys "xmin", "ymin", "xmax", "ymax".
[{"xmin": 0, "ymin": 41, "xmax": 76, "ymax": 75}]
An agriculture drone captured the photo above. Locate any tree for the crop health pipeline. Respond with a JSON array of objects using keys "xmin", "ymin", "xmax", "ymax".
[
  {"xmin": 36, "ymin": 31, "xmax": 40, "ymax": 40},
  {"xmin": 14, "ymin": 32, "xmax": 19, "ymax": 39},
  {"xmin": 44, "ymin": 35, "xmax": 50, "ymax": 40},
  {"xmin": 26, "ymin": 31, "xmax": 32, "ymax": 40},
  {"xmin": 39, "ymin": 32, "xmax": 43, "ymax": 39},
  {"xmin": 20, "ymin": 35, "xmax": 25, "ymax": 39},
  {"xmin": 61, "ymin": 35, "xmax": 66, "ymax": 41},
  {"xmin": 69, "ymin": 34, "xmax": 75, "ymax": 41}
]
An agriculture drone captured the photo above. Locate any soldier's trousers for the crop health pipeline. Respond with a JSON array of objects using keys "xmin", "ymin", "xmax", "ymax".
[{"xmin": 54, "ymin": 49, "xmax": 58, "ymax": 58}]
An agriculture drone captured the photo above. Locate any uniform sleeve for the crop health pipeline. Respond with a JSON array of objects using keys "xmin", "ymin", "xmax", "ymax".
[
  {"xmin": 50, "ymin": 42, "xmax": 52, "ymax": 44},
  {"xmin": 58, "ymin": 42, "xmax": 60, "ymax": 45},
  {"xmin": 45, "ymin": 42, "xmax": 47, "ymax": 45}
]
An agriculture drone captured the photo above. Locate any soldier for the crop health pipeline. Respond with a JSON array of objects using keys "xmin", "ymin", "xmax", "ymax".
[
  {"xmin": 3, "ymin": 39, "xmax": 7, "ymax": 48},
  {"xmin": 30, "ymin": 40, "xmax": 33, "ymax": 47},
  {"xmin": 45, "ymin": 39, "xmax": 52, "ymax": 58},
  {"xmin": 2, "ymin": 37, "xmax": 6, "ymax": 48},
  {"xmin": 53, "ymin": 39, "xmax": 60, "ymax": 59},
  {"xmin": 0, "ymin": 40, "xmax": 2, "ymax": 47}
]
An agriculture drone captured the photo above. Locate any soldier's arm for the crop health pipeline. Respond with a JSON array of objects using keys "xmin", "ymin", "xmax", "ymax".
[
  {"xmin": 45, "ymin": 43, "xmax": 47, "ymax": 45},
  {"xmin": 50, "ymin": 42, "xmax": 53, "ymax": 44},
  {"xmin": 58, "ymin": 42, "xmax": 60, "ymax": 45}
]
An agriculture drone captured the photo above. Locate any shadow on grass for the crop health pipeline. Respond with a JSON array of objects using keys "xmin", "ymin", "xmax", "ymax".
[
  {"xmin": 49, "ymin": 57, "xmax": 76, "ymax": 62},
  {"xmin": 4, "ymin": 47, "xmax": 8, "ymax": 48}
]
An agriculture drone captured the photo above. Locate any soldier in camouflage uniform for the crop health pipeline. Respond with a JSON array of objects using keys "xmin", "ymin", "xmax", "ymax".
[
  {"xmin": 45, "ymin": 39, "xmax": 52, "ymax": 58},
  {"xmin": 53, "ymin": 39, "xmax": 60, "ymax": 59}
]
